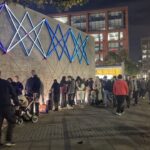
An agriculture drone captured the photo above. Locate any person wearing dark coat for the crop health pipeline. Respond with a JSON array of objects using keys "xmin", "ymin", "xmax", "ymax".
[
  {"xmin": 14, "ymin": 76, "xmax": 23, "ymax": 96},
  {"xmin": 51, "ymin": 79, "xmax": 60, "ymax": 111},
  {"xmin": 25, "ymin": 70, "xmax": 41, "ymax": 116},
  {"xmin": 0, "ymin": 71, "xmax": 19, "ymax": 147}
]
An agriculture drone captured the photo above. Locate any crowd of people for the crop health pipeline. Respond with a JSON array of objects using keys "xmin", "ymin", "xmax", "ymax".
[
  {"xmin": 0, "ymin": 70, "xmax": 42, "ymax": 147},
  {"xmin": 0, "ymin": 69, "xmax": 150, "ymax": 147},
  {"xmin": 50, "ymin": 74, "xmax": 150, "ymax": 114}
]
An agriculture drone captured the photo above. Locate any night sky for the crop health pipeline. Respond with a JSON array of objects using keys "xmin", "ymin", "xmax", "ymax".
[{"xmin": 35, "ymin": 0, "xmax": 150, "ymax": 62}]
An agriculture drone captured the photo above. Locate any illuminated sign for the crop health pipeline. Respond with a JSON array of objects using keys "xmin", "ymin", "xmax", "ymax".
[{"xmin": 96, "ymin": 67, "xmax": 122, "ymax": 76}]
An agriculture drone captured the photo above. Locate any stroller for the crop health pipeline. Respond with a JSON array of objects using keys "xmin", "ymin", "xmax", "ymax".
[{"xmin": 16, "ymin": 95, "xmax": 38, "ymax": 125}]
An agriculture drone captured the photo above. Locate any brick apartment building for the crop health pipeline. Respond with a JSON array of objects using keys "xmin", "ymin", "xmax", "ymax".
[{"xmin": 48, "ymin": 6, "xmax": 129, "ymax": 66}]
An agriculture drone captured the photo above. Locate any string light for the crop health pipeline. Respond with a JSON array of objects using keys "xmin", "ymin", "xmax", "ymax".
[{"xmin": 0, "ymin": 3, "xmax": 89, "ymax": 64}]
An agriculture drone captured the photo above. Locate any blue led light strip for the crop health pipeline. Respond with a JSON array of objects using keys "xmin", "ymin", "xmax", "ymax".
[
  {"xmin": 45, "ymin": 20, "xmax": 71, "ymax": 61},
  {"xmin": 0, "ymin": 3, "xmax": 90, "ymax": 64}
]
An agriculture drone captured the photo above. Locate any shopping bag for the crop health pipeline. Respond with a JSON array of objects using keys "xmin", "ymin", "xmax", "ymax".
[{"xmin": 39, "ymin": 104, "xmax": 48, "ymax": 114}]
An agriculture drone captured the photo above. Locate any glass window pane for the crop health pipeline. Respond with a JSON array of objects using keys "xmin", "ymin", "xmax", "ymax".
[
  {"xmin": 108, "ymin": 42, "xmax": 119, "ymax": 51},
  {"xmin": 89, "ymin": 13, "xmax": 106, "ymax": 31},
  {"xmin": 100, "ymin": 54, "xmax": 104, "ymax": 61},
  {"xmin": 108, "ymin": 32, "xmax": 119, "ymax": 41},
  {"xmin": 91, "ymin": 34, "xmax": 103, "ymax": 42},
  {"xmin": 95, "ymin": 54, "xmax": 100, "ymax": 62},
  {"xmin": 142, "ymin": 55, "xmax": 146, "ymax": 59},
  {"xmin": 108, "ymin": 11, "xmax": 125, "ymax": 30},
  {"xmin": 95, "ymin": 42, "xmax": 103, "ymax": 51},
  {"xmin": 143, "ymin": 50, "xmax": 147, "ymax": 53},
  {"xmin": 71, "ymin": 15, "xmax": 87, "ymax": 32},
  {"xmin": 120, "ymin": 32, "xmax": 123, "ymax": 39}
]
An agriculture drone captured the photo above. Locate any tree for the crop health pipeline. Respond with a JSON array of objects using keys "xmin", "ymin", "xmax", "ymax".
[
  {"xmin": 104, "ymin": 50, "xmax": 139, "ymax": 75},
  {"xmin": 0, "ymin": 0, "xmax": 89, "ymax": 11}
]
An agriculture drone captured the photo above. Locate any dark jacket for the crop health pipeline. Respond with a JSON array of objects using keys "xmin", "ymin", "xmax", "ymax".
[
  {"xmin": 0, "ymin": 78, "xmax": 19, "ymax": 108},
  {"xmin": 25, "ymin": 75, "xmax": 41, "ymax": 95},
  {"xmin": 106, "ymin": 80, "xmax": 113, "ymax": 92},
  {"xmin": 52, "ymin": 82, "xmax": 60, "ymax": 96},
  {"xmin": 15, "ymin": 81, "xmax": 23, "ymax": 96}
]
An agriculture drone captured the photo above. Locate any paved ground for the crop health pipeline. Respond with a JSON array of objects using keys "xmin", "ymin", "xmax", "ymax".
[{"xmin": 1, "ymin": 97, "xmax": 150, "ymax": 150}]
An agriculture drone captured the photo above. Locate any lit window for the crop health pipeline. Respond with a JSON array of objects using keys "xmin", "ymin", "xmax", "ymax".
[
  {"xmin": 89, "ymin": 13, "xmax": 106, "ymax": 31},
  {"xmin": 95, "ymin": 42, "xmax": 103, "ymax": 51},
  {"xmin": 109, "ymin": 11, "xmax": 123, "ymax": 17},
  {"xmin": 142, "ymin": 44, "xmax": 147, "ymax": 49},
  {"xmin": 108, "ymin": 42, "xmax": 119, "ymax": 51},
  {"xmin": 100, "ymin": 54, "xmax": 104, "ymax": 61},
  {"xmin": 143, "ymin": 50, "xmax": 147, "ymax": 53},
  {"xmin": 120, "ymin": 32, "xmax": 123, "ymax": 39},
  {"xmin": 120, "ymin": 42, "xmax": 123, "ymax": 48},
  {"xmin": 95, "ymin": 54, "xmax": 100, "ymax": 62},
  {"xmin": 108, "ymin": 32, "xmax": 119, "ymax": 41},
  {"xmin": 91, "ymin": 34, "xmax": 103, "ymax": 42},
  {"xmin": 71, "ymin": 15, "xmax": 87, "ymax": 32},
  {"xmin": 142, "ymin": 55, "xmax": 147, "ymax": 59},
  {"xmin": 108, "ymin": 11, "xmax": 125, "ymax": 30}
]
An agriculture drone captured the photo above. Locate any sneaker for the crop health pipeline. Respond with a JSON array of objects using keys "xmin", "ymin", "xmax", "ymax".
[
  {"xmin": 5, "ymin": 142, "xmax": 16, "ymax": 147},
  {"xmin": 115, "ymin": 112, "xmax": 122, "ymax": 116}
]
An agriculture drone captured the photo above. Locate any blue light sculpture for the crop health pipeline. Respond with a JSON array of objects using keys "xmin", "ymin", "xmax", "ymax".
[{"xmin": 0, "ymin": 3, "xmax": 90, "ymax": 65}]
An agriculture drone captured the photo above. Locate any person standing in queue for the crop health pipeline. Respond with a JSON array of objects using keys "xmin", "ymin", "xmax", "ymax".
[
  {"xmin": 25, "ymin": 70, "xmax": 41, "ymax": 116},
  {"xmin": 51, "ymin": 79, "xmax": 60, "ymax": 111},
  {"xmin": 0, "ymin": 71, "xmax": 19, "ymax": 147},
  {"xmin": 113, "ymin": 74, "xmax": 128, "ymax": 116}
]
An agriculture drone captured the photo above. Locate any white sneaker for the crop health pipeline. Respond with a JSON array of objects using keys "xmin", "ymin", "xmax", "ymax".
[
  {"xmin": 5, "ymin": 142, "xmax": 16, "ymax": 147},
  {"xmin": 115, "ymin": 112, "xmax": 122, "ymax": 116}
]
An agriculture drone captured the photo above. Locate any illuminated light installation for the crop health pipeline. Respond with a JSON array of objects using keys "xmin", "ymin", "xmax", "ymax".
[
  {"xmin": 0, "ymin": 42, "xmax": 7, "ymax": 53},
  {"xmin": 0, "ymin": 3, "xmax": 89, "ymax": 64}
]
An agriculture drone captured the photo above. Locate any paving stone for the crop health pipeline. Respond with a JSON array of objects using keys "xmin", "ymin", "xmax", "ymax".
[{"xmin": 2, "ymin": 99, "xmax": 150, "ymax": 150}]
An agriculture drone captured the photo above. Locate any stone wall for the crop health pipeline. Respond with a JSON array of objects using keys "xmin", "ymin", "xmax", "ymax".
[{"xmin": 0, "ymin": 3, "xmax": 95, "ymax": 100}]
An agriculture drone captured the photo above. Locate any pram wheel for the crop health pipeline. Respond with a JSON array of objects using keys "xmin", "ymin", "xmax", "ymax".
[
  {"xmin": 31, "ymin": 115, "xmax": 38, "ymax": 123},
  {"xmin": 17, "ymin": 118, "xmax": 23, "ymax": 125}
]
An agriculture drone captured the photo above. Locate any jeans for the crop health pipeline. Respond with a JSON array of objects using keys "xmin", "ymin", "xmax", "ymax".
[
  {"xmin": 126, "ymin": 95, "xmax": 130, "ymax": 107},
  {"xmin": 104, "ymin": 90, "xmax": 109, "ymax": 107},
  {"xmin": 113, "ymin": 95, "xmax": 117, "ymax": 107},
  {"xmin": 133, "ymin": 91, "xmax": 139, "ymax": 104},
  {"xmin": 0, "ymin": 106, "xmax": 16, "ymax": 143},
  {"xmin": 116, "ymin": 95, "xmax": 125, "ymax": 113},
  {"xmin": 68, "ymin": 93, "xmax": 75, "ymax": 106}
]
